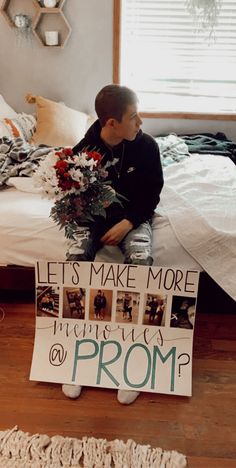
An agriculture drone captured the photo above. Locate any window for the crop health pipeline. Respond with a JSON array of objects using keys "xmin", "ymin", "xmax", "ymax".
[{"xmin": 114, "ymin": 0, "xmax": 236, "ymax": 118}]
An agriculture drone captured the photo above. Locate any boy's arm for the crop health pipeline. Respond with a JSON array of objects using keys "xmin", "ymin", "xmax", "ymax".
[
  {"xmin": 101, "ymin": 140, "xmax": 163, "ymax": 245},
  {"xmin": 100, "ymin": 219, "xmax": 133, "ymax": 245},
  {"xmin": 125, "ymin": 138, "xmax": 163, "ymax": 228}
]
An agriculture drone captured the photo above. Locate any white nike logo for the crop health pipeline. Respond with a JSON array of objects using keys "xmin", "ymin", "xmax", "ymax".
[{"xmin": 127, "ymin": 167, "xmax": 136, "ymax": 173}]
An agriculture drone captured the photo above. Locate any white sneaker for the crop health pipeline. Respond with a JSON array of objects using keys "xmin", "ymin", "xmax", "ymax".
[
  {"xmin": 62, "ymin": 384, "xmax": 82, "ymax": 399},
  {"xmin": 117, "ymin": 390, "xmax": 140, "ymax": 405}
]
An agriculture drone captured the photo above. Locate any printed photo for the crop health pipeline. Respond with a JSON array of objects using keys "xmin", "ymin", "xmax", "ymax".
[
  {"xmin": 142, "ymin": 293, "xmax": 167, "ymax": 326},
  {"xmin": 89, "ymin": 289, "xmax": 113, "ymax": 321},
  {"xmin": 170, "ymin": 296, "xmax": 196, "ymax": 329},
  {"xmin": 63, "ymin": 288, "xmax": 86, "ymax": 319},
  {"xmin": 36, "ymin": 286, "xmax": 60, "ymax": 318},
  {"xmin": 115, "ymin": 291, "xmax": 140, "ymax": 324}
]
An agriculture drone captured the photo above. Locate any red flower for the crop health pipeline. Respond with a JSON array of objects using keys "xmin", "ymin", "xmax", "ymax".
[
  {"xmin": 63, "ymin": 148, "xmax": 73, "ymax": 156},
  {"xmin": 55, "ymin": 150, "xmax": 66, "ymax": 159},
  {"xmin": 74, "ymin": 197, "xmax": 81, "ymax": 206},
  {"xmin": 55, "ymin": 160, "xmax": 68, "ymax": 173},
  {"xmin": 58, "ymin": 179, "xmax": 73, "ymax": 191},
  {"xmin": 87, "ymin": 151, "xmax": 102, "ymax": 162},
  {"xmin": 60, "ymin": 214, "xmax": 70, "ymax": 223}
]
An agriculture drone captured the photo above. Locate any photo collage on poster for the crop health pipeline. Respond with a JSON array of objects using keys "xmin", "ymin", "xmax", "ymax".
[{"xmin": 36, "ymin": 283, "xmax": 197, "ymax": 330}]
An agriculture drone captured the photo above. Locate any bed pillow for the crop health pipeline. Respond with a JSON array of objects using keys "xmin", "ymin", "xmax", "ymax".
[
  {"xmin": 26, "ymin": 94, "xmax": 89, "ymax": 147},
  {"xmin": 0, "ymin": 94, "xmax": 17, "ymax": 118},
  {"xmin": 0, "ymin": 113, "xmax": 36, "ymax": 141},
  {"xmin": 6, "ymin": 177, "xmax": 42, "ymax": 193}
]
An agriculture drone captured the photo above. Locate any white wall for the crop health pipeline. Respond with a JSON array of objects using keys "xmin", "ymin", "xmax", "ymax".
[{"xmin": 0, "ymin": 0, "xmax": 235, "ymax": 139}]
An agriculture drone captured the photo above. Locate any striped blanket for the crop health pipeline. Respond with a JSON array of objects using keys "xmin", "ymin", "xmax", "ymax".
[{"xmin": 0, "ymin": 136, "xmax": 55, "ymax": 189}]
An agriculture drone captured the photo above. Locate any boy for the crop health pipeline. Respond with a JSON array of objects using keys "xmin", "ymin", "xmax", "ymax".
[
  {"xmin": 123, "ymin": 292, "xmax": 133, "ymax": 321},
  {"xmin": 63, "ymin": 84, "xmax": 164, "ymax": 404},
  {"xmin": 93, "ymin": 289, "xmax": 103, "ymax": 320}
]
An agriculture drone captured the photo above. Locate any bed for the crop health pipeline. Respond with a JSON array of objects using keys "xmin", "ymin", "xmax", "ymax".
[{"xmin": 0, "ymin": 95, "xmax": 235, "ymax": 312}]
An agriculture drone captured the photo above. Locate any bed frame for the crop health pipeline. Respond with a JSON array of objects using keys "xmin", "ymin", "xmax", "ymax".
[{"xmin": 0, "ymin": 266, "xmax": 235, "ymax": 313}]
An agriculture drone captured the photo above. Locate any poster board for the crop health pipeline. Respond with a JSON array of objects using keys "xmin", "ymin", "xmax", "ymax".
[{"xmin": 30, "ymin": 261, "xmax": 200, "ymax": 396}]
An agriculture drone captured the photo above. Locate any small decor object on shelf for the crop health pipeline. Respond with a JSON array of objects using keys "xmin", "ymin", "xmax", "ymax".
[
  {"xmin": 45, "ymin": 30, "xmax": 59, "ymax": 45},
  {"xmin": 33, "ymin": 147, "xmax": 123, "ymax": 240},
  {"xmin": 43, "ymin": 0, "xmax": 57, "ymax": 7}
]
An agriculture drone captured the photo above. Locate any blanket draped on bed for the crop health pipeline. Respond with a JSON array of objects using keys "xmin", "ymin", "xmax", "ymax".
[
  {"xmin": 181, "ymin": 132, "xmax": 236, "ymax": 165},
  {"xmin": 0, "ymin": 137, "xmax": 54, "ymax": 189},
  {"xmin": 160, "ymin": 154, "xmax": 236, "ymax": 301}
]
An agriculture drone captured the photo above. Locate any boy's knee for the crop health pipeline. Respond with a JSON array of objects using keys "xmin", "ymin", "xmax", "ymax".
[
  {"xmin": 125, "ymin": 251, "xmax": 153, "ymax": 265},
  {"xmin": 66, "ymin": 253, "xmax": 84, "ymax": 261},
  {"xmin": 125, "ymin": 232, "xmax": 153, "ymax": 265}
]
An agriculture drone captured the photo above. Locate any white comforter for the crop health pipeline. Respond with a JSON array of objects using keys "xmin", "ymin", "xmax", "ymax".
[{"xmin": 160, "ymin": 154, "xmax": 236, "ymax": 301}]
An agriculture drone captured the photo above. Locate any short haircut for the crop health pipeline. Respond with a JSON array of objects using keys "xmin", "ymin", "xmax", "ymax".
[{"xmin": 95, "ymin": 84, "xmax": 138, "ymax": 127}]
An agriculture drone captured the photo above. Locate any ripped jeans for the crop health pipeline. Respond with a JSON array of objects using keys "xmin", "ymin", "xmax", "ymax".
[{"xmin": 66, "ymin": 220, "xmax": 153, "ymax": 266}]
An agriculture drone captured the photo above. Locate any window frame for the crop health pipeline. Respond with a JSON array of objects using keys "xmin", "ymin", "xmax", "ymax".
[{"xmin": 113, "ymin": 0, "xmax": 236, "ymax": 121}]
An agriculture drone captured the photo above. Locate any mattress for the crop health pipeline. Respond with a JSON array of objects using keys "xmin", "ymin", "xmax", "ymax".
[{"xmin": 0, "ymin": 187, "xmax": 201, "ymax": 270}]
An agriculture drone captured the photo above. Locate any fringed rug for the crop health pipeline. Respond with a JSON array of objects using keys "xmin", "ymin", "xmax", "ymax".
[{"xmin": 0, "ymin": 426, "xmax": 187, "ymax": 468}]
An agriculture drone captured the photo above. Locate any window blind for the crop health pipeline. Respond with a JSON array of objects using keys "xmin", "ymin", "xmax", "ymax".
[{"xmin": 119, "ymin": 0, "xmax": 236, "ymax": 114}]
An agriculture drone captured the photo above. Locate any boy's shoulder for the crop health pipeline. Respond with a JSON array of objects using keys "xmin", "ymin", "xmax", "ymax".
[
  {"xmin": 126, "ymin": 131, "xmax": 159, "ymax": 162},
  {"xmin": 129, "ymin": 131, "xmax": 158, "ymax": 150}
]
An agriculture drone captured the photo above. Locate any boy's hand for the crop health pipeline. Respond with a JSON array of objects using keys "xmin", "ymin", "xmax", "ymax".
[{"xmin": 100, "ymin": 219, "xmax": 133, "ymax": 245}]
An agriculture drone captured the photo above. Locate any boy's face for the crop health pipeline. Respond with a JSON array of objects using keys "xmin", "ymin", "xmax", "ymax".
[{"xmin": 114, "ymin": 103, "xmax": 142, "ymax": 141}]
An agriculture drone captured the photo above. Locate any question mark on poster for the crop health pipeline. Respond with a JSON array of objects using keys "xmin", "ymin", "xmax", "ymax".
[{"xmin": 178, "ymin": 353, "xmax": 190, "ymax": 377}]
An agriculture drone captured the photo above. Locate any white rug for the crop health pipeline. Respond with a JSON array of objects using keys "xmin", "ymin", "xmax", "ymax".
[{"xmin": 0, "ymin": 426, "xmax": 187, "ymax": 468}]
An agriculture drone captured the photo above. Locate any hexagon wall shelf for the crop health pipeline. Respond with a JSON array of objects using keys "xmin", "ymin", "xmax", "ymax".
[{"xmin": 0, "ymin": 0, "xmax": 71, "ymax": 48}]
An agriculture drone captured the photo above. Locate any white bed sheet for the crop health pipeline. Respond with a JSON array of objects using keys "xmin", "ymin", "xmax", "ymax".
[{"xmin": 0, "ymin": 187, "xmax": 201, "ymax": 270}]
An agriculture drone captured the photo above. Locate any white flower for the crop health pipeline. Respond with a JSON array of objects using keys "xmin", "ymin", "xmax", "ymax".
[
  {"xmin": 74, "ymin": 152, "xmax": 97, "ymax": 169},
  {"xmin": 69, "ymin": 167, "xmax": 83, "ymax": 182},
  {"xmin": 89, "ymin": 176, "xmax": 97, "ymax": 184},
  {"xmin": 33, "ymin": 151, "xmax": 59, "ymax": 198}
]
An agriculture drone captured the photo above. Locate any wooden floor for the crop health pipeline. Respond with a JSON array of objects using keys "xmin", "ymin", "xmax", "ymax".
[{"xmin": 0, "ymin": 298, "xmax": 236, "ymax": 467}]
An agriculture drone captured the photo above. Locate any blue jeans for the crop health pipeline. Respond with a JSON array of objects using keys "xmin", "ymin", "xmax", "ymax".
[{"xmin": 66, "ymin": 220, "xmax": 153, "ymax": 266}]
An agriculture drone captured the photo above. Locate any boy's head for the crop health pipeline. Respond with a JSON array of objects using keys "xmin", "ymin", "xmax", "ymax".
[
  {"xmin": 95, "ymin": 84, "xmax": 138, "ymax": 126},
  {"xmin": 95, "ymin": 84, "xmax": 142, "ymax": 143}
]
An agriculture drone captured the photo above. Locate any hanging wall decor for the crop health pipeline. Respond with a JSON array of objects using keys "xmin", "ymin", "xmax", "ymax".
[
  {"xmin": 13, "ymin": 13, "xmax": 32, "ymax": 44},
  {"xmin": 186, "ymin": 0, "xmax": 222, "ymax": 34}
]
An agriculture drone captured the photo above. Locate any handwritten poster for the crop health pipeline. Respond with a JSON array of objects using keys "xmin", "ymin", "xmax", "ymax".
[{"xmin": 30, "ymin": 261, "xmax": 200, "ymax": 396}]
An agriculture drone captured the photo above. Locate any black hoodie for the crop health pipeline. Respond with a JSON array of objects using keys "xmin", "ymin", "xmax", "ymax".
[{"xmin": 73, "ymin": 120, "xmax": 164, "ymax": 229}]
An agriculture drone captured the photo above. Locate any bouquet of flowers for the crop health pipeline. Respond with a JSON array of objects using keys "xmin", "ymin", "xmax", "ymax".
[{"xmin": 33, "ymin": 147, "xmax": 123, "ymax": 239}]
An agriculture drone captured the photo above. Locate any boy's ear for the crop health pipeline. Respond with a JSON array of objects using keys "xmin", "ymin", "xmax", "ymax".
[{"xmin": 106, "ymin": 118, "xmax": 117, "ymax": 129}]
